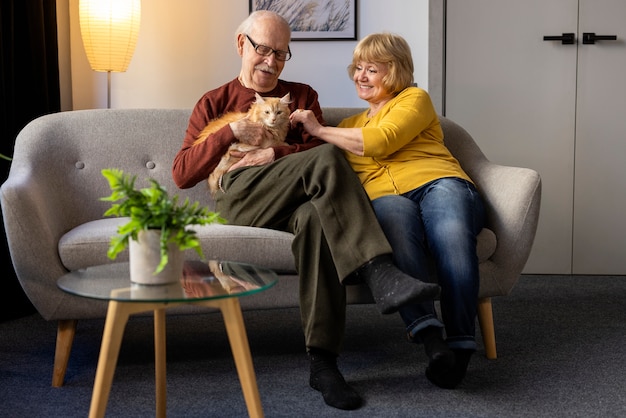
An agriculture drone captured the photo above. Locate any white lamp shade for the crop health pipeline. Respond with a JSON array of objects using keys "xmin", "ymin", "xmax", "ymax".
[{"xmin": 79, "ymin": 0, "xmax": 141, "ymax": 73}]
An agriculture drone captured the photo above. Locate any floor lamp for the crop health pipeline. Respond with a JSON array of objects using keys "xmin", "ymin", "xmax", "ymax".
[{"xmin": 79, "ymin": 0, "xmax": 141, "ymax": 109}]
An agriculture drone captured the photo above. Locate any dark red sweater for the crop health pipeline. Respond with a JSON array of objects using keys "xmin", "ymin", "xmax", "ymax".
[{"xmin": 172, "ymin": 78, "xmax": 326, "ymax": 189}]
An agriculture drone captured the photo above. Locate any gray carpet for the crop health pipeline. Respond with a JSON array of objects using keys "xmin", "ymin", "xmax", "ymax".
[{"xmin": 1, "ymin": 275, "xmax": 625, "ymax": 417}]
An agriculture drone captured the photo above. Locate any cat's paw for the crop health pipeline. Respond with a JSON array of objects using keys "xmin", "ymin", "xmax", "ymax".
[{"xmin": 230, "ymin": 143, "xmax": 260, "ymax": 152}]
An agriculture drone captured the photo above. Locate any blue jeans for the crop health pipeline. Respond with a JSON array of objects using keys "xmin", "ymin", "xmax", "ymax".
[{"xmin": 371, "ymin": 178, "xmax": 485, "ymax": 350}]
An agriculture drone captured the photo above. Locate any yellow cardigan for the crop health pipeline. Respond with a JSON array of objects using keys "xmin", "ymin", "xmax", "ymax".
[{"xmin": 338, "ymin": 87, "xmax": 472, "ymax": 200}]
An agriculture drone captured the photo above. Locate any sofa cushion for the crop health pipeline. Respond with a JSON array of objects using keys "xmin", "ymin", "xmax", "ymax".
[
  {"xmin": 59, "ymin": 218, "xmax": 296, "ymax": 273},
  {"xmin": 59, "ymin": 217, "xmax": 495, "ymax": 275},
  {"xmin": 476, "ymin": 228, "xmax": 497, "ymax": 263},
  {"xmin": 193, "ymin": 223, "xmax": 296, "ymax": 272}
]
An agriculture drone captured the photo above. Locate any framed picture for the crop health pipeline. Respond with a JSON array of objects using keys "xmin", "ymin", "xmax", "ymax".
[{"xmin": 249, "ymin": 0, "xmax": 357, "ymax": 41}]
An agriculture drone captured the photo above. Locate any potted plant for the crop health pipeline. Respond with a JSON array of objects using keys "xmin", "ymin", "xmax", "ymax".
[{"xmin": 101, "ymin": 168, "xmax": 225, "ymax": 284}]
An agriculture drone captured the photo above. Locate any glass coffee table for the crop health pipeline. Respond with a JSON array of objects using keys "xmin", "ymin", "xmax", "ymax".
[{"xmin": 58, "ymin": 260, "xmax": 277, "ymax": 418}]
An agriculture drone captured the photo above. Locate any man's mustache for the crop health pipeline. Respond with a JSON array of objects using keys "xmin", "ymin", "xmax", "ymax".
[{"xmin": 255, "ymin": 65, "xmax": 277, "ymax": 74}]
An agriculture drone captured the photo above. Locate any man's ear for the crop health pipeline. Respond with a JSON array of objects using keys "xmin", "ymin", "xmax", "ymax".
[{"xmin": 236, "ymin": 33, "xmax": 246, "ymax": 57}]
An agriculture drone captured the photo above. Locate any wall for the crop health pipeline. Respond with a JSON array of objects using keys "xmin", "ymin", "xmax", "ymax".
[{"xmin": 59, "ymin": 0, "xmax": 430, "ymax": 110}]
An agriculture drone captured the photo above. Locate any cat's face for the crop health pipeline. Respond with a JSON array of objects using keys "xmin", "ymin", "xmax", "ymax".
[{"xmin": 253, "ymin": 93, "xmax": 291, "ymax": 128}]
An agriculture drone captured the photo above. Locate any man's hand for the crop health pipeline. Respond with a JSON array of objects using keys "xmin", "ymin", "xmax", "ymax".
[
  {"xmin": 228, "ymin": 148, "xmax": 275, "ymax": 171},
  {"xmin": 230, "ymin": 118, "xmax": 273, "ymax": 146}
]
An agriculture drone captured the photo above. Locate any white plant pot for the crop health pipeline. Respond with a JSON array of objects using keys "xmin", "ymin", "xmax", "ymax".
[
  {"xmin": 129, "ymin": 229, "xmax": 184, "ymax": 285},
  {"xmin": 130, "ymin": 282, "xmax": 185, "ymax": 299}
]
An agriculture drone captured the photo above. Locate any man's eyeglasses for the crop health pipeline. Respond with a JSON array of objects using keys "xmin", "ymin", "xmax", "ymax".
[{"xmin": 245, "ymin": 34, "xmax": 292, "ymax": 61}]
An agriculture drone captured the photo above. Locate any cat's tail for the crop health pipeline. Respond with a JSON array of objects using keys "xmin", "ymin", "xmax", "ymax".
[
  {"xmin": 193, "ymin": 130, "xmax": 209, "ymax": 147},
  {"xmin": 207, "ymin": 172, "xmax": 220, "ymax": 197}
]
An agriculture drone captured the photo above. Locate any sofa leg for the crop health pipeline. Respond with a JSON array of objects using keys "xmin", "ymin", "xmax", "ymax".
[
  {"xmin": 477, "ymin": 298, "xmax": 497, "ymax": 360},
  {"xmin": 52, "ymin": 319, "xmax": 77, "ymax": 387}
]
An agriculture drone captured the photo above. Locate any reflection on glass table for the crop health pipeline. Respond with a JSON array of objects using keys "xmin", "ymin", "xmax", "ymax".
[
  {"xmin": 57, "ymin": 260, "xmax": 277, "ymax": 418},
  {"xmin": 58, "ymin": 260, "xmax": 277, "ymax": 302}
]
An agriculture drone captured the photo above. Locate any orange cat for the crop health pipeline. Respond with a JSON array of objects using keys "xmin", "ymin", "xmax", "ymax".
[{"xmin": 193, "ymin": 92, "xmax": 291, "ymax": 195}]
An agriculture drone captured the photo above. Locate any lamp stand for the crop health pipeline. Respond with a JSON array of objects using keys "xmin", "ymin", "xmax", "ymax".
[{"xmin": 107, "ymin": 71, "xmax": 112, "ymax": 109}]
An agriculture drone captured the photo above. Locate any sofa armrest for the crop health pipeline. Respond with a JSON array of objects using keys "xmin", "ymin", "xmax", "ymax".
[
  {"xmin": 473, "ymin": 161, "xmax": 542, "ymax": 293},
  {"xmin": 1, "ymin": 170, "xmax": 72, "ymax": 319}
]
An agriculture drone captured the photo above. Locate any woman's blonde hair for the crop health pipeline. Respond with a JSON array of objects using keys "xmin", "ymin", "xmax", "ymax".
[{"xmin": 348, "ymin": 33, "xmax": 414, "ymax": 95}]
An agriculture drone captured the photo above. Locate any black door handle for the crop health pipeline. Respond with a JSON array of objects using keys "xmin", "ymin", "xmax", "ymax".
[
  {"xmin": 543, "ymin": 33, "xmax": 575, "ymax": 44},
  {"xmin": 582, "ymin": 32, "xmax": 617, "ymax": 44}
]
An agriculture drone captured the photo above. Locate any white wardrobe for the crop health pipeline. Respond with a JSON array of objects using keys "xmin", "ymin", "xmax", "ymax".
[{"xmin": 444, "ymin": 0, "xmax": 626, "ymax": 274}]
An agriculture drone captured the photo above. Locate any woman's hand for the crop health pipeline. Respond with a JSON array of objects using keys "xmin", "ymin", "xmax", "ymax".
[
  {"xmin": 291, "ymin": 108, "xmax": 365, "ymax": 156},
  {"xmin": 290, "ymin": 109, "xmax": 322, "ymax": 137}
]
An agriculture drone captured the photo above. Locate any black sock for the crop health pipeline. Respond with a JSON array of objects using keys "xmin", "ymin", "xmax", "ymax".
[
  {"xmin": 308, "ymin": 349, "xmax": 362, "ymax": 410},
  {"xmin": 418, "ymin": 327, "xmax": 455, "ymax": 373},
  {"xmin": 426, "ymin": 348, "xmax": 473, "ymax": 389},
  {"xmin": 357, "ymin": 255, "xmax": 440, "ymax": 314}
]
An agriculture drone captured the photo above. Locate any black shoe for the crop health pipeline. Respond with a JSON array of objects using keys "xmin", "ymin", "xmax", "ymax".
[
  {"xmin": 426, "ymin": 348, "xmax": 473, "ymax": 389},
  {"xmin": 309, "ymin": 349, "xmax": 363, "ymax": 410},
  {"xmin": 356, "ymin": 255, "xmax": 440, "ymax": 314}
]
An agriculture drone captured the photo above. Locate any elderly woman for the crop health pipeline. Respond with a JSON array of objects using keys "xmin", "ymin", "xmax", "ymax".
[{"xmin": 290, "ymin": 32, "xmax": 485, "ymax": 389}]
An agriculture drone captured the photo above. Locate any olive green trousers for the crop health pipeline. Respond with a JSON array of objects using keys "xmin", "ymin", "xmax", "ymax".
[{"xmin": 216, "ymin": 144, "xmax": 392, "ymax": 354}]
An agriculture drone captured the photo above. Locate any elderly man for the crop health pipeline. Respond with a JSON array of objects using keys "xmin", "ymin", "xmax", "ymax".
[{"xmin": 172, "ymin": 10, "xmax": 439, "ymax": 410}]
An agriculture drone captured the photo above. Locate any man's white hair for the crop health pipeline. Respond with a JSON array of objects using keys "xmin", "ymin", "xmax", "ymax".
[{"xmin": 235, "ymin": 10, "xmax": 291, "ymax": 47}]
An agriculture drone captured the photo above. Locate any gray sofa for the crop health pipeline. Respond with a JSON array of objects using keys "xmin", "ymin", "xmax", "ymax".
[{"xmin": 1, "ymin": 108, "xmax": 541, "ymax": 387}]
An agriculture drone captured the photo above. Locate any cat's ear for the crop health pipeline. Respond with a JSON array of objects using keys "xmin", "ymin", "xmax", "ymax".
[
  {"xmin": 280, "ymin": 93, "xmax": 292, "ymax": 104},
  {"xmin": 254, "ymin": 92, "xmax": 266, "ymax": 103}
]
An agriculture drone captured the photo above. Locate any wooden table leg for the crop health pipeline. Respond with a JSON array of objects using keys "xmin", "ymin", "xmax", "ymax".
[
  {"xmin": 88, "ymin": 297, "xmax": 263, "ymax": 418},
  {"xmin": 216, "ymin": 298, "xmax": 264, "ymax": 418},
  {"xmin": 89, "ymin": 301, "xmax": 133, "ymax": 418},
  {"xmin": 154, "ymin": 308, "xmax": 167, "ymax": 418}
]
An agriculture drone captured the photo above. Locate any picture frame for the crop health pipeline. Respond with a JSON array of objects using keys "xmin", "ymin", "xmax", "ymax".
[{"xmin": 249, "ymin": 0, "xmax": 357, "ymax": 41}]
